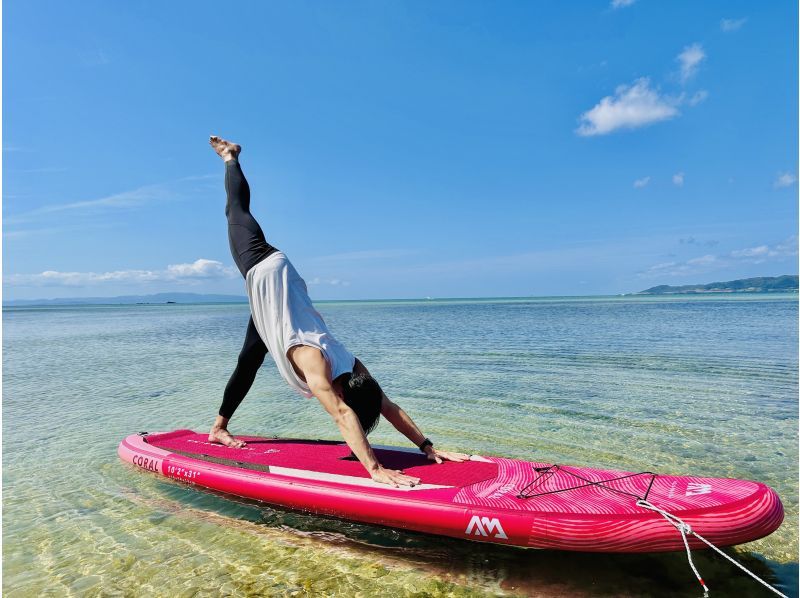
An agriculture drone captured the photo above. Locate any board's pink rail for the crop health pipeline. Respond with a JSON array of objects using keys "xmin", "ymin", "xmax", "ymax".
[{"xmin": 118, "ymin": 431, "xmax": 783, "ymax": 552}]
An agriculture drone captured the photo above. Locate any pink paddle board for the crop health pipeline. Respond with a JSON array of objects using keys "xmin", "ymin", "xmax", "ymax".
[{"xmin": 118, "ymin": 430, "xmax": 783, "ymax": 552}]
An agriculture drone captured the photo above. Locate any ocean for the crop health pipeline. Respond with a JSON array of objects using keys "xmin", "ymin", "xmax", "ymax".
[{"xmin": 3, "ymin": 294, "xmax": 798, "ymax": 596}]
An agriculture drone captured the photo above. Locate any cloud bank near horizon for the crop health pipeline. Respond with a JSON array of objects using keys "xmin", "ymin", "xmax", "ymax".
[
  {"xmin": 640, "ymin": 237, "xmax": 798, "ymax": 279},
  {"xmin": 5, "ymin": 259, "xmax": 238, "ymax": 287}
]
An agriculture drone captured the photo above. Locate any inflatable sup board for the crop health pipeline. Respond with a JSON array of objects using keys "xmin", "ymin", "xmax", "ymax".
[{"xmin": 119, "ymin": 430, "xmax": 783, "ymax": 552}]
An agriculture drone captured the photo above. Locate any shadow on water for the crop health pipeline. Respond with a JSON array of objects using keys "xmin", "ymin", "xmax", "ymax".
[{"xmin": 146, "ymin": 476, "xmax": 798, "ymax": 598}]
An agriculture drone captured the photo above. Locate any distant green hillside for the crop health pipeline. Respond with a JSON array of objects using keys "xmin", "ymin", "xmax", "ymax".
[{"xmin": 638, "ymin": 275, "xmax": 799, "ymax": 295}]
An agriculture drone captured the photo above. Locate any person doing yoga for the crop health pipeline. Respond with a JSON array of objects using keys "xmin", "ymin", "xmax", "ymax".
[{"xmin": 207, "ymin": 136, "xmax": 468, "ymax": 487}]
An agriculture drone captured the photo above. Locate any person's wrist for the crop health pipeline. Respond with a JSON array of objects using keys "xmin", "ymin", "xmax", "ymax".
[{"xmin": 418, "ymin": 438, "xmax": 433, "ymax": 453}]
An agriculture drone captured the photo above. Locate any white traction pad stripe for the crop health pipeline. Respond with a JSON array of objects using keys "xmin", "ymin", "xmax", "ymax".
[{"xmin": 269, "ymin": 466, "xmax": 453, "ymax": 491}]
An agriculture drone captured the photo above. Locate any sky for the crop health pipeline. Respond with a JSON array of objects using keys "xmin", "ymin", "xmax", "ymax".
[{"xmin": 3, "ymin": 0, "xmax": 798, "ymax": 301}]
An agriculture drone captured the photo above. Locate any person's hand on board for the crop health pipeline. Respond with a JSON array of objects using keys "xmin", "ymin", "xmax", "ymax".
[
  {"xmin": 371, "ymin": 466, "xmax": 421, "ymax": 488},
  {"xmin": 425, "ymin": 448, "xmax": 470, "ymax": 464}
]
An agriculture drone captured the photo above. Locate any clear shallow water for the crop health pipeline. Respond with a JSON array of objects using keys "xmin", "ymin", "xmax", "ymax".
[{"xmin": 3, "ymin": 294, "xmax": 798, "ymax": 597}]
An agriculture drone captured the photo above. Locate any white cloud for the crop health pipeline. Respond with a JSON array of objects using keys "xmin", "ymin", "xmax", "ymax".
[
  {"xmin": 307, "ymin": 277, "xmax": 350, "ymax": 287},
  {"xmin": 6, "ymin": 175, "xmax": 216, "ymax": 225},
  {"xmin": 640, "ymin": 237, "xmax": 798, "ymax": 277},
  {"xmin": 577, "ymin": 40, "xmax": 711, "ymax": 137},
  {"xmin": 773, "ymin": 172, "xmax": 797, "ymax": 188},
  {"xmin": 687, "ymin": 90, "xmax": 708, "ymax": 106},
  {"xmin": 643, "ymin": 254, "xmax": 719, "ymax": 277},
  {"xmin": 611, "ymin": 0, "xmax": 636, "ymax": 8},
  {"xmin": 721, "ymin": 18, "xmax": 747, "ymax": 32},
  {"xmin": 6, "ymin": 188, "xmax": 165, "ymax": 225},
  {"xmin": 672, "ymin": 172, "xmax": 684, "ymax": 186},
  {"xmin": 677, "ymin": 43, "xmax": 706, "ymax": 83},
  {"xmin": 686, "ymin": 254, "xmax": 717, "ymax": 266},
  {"xmin": 633, "ymin": 176, "xmax": 651, "ymax": 188},
  {"xmin": 773, "ymin": 237, "xmax": 799, "ymax": 256},
  {"xmin": 165, "ymin": 259, "xmax": 236, "ymax": 279},
  {"xmin": 731, "ymin": 238, "xmax": 798, "ymax": 262},
  {"xmin": 730, "ymin": 245, "xmax": 769, "ymax": 259},
  {"xmin": 6, "ymin": 259, "xmax": 238, "ymax": 288},
  {"xmin": 576, "ymin": 78, "xmax": 681, "ymax": 136}
]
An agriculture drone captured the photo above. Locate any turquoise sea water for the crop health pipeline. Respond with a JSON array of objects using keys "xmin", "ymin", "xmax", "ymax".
[{"xmin": 3, "ymin": 294, "xmax": 798, "ymax": 597}]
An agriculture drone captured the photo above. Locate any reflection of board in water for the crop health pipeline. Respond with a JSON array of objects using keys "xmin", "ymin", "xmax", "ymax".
[
  {"xmin": 119, "ymin": 429, "xmax": 783, "ymax": 554},
  {"xmin": 119, "ymin": 479, "xmax": 797, "ymax": 598}
]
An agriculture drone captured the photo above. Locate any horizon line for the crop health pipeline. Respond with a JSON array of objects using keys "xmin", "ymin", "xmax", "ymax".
[{"xmin": 4, "ymin": 291, "xmax": 798, "ymax": 308}]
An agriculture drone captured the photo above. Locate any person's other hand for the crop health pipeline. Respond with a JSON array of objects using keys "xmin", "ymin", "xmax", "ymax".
[{"xmin": 370, "ymin": 466, "xmax": 421, "ymax": 488}]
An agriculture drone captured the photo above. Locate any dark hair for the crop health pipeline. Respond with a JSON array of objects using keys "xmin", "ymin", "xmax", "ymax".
[{"xmin": 337, "ymin": 371, "xmax": 382, "ymax": 435}]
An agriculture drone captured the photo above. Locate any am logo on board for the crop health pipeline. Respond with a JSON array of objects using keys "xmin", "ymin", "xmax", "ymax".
[
  {"xmin": 465, "ymin": 516, "xmax": 508, "ymax": 539},
  {"xmin": 685, "ymin": 482, "xmax": 713, "ymax": 496}
]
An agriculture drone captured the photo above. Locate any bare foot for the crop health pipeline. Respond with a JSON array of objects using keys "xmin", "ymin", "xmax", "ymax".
[
  {"xmin": 209, "ymin": 426, "xmax": 247, "ymax": 448},
  {"xmin": 209, "ymin": 135, "xmax": 241, "ymax": 162}
]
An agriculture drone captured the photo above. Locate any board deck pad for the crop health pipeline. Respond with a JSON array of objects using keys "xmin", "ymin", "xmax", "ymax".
[{"xmin": 146, "ymin": 432, "xmax": 499, "ymax": 488}]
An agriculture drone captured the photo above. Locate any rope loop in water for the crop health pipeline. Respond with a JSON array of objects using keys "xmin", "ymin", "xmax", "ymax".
[{"xmin": 636, "ymin": 499, "xmax": 788, "ymax": 598}]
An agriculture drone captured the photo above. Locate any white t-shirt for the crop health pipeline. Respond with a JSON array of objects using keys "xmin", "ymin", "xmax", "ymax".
[{"xmin": 245, "ymin": 252, "xmax": 355, "ymax": 398}]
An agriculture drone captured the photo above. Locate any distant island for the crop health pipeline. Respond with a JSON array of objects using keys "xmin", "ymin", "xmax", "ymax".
[
  {"xmin": 6, "ymin": 277, "xmax": 798, "ymax": 306},
  {"xmin": 4, "ymin": 292, "xmax": 248, "ymax": 307},
  {"xmin": 638, "ymin": 275, "xmax": 798, "ymax": 295}
]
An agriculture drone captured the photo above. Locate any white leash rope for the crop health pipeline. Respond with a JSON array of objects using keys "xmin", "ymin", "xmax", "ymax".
[{"xmin": 636, "ymin": 499, "xmax": 788, "ymax": 598}]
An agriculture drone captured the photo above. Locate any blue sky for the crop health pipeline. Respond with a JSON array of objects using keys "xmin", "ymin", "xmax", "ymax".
[{"xmin": 4, "ymin": 0, "xmax": 797, "ymax": 300}]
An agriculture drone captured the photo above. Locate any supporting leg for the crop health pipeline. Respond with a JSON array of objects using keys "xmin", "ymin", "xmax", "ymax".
[{"xmin": 210, "ymin": 317, "xmax": 268, "ymax": 448}]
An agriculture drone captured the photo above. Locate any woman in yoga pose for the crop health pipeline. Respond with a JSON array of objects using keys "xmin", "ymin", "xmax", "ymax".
[{"xmin": 207, "ymin": 136, "xmax": 468, "ymax": 487}]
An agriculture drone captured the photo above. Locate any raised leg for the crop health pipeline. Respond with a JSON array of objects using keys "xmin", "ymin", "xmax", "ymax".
[{"xmin": 210, "ymin": 135, "xmax": 277, "ymax": 277}]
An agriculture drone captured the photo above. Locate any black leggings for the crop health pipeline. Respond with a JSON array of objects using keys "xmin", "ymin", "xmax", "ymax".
[
  {"xmin": 218, "ymin": 159, "xmax": 275, "ymax": 419},
  {"xmin": 219, "ymin": 316, "xmax": 267, "ymax": 419},
  {"xmin": 225, "ymin": 159, "xmax": 277, "ymax": 277}
]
